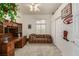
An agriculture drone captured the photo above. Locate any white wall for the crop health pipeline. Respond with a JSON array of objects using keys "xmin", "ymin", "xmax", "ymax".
[
  {"xmin": 51, "ymin": 3, "xmax": 79, "ymax": 56},
  {"xmin": 16, "ymin": 12, "xmax": 51, "ymax": 37},
  {"xmin": 71, "ymin": 3, "xmax": 79, "ymax": 56}
]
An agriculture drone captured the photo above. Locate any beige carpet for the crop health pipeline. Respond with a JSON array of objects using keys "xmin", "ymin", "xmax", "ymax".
[{"xmin": 15, "ymin": 43, "xmax": 62, "ymax": 56}]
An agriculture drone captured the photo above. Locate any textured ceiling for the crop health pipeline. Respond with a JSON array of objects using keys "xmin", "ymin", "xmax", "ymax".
[{"xmin": 17, "ymin": 3, "xmax": 61, "ymax": 15}]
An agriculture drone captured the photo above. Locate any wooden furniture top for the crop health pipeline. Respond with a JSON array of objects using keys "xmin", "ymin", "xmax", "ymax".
[
  {"xmin": 2, "ymin": 37, "xmax": 23, "ymax": 45},
  {"xmin": 14, "ymin": 37, "xmax": 23, "ymax": 43}
]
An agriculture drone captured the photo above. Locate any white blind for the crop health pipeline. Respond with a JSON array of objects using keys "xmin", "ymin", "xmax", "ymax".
[{"xmin": 36, "ymin": 20, "xmax": 46, "ymax": 34}]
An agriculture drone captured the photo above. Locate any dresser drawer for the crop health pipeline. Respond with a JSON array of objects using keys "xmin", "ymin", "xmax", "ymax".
[
  {"xmin": 2, "ymin": 41, "xmax": 15, "ymax": 56},
  {"xmin": 7, "ymin": 49, "xmax": 15, "ymax": 56}
]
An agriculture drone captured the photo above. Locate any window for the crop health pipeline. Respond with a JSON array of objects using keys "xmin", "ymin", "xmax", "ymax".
[{"xmin": 36, "ymin": 20, "xmax": 46, "ymax": 34}]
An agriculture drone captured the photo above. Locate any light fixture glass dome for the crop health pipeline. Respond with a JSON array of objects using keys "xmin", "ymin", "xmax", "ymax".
[{"xmin": 27, "ymin": 3, "xmax": 40, "ymax": 12}]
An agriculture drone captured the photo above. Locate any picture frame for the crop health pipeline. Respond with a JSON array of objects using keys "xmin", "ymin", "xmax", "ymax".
[
  {"xmin": 61, "ymin": 3, "xmax": 73, "ymax": 24},
  {"xmin": 28, "ymin": 24, "xmax": 31, "ymax": 29},
  {"xmin": 61, "ymin": 3, "xmax": 72, "ymax": 19}
]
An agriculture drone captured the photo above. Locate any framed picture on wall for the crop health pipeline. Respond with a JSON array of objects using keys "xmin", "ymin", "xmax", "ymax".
[
  {"xmin": 28, "ymin": 24, "xmax": 31, "ymax": 29},
  {"xmin": 61, "ymin": 3, "xmax": 73, "ymax": 24},
  {"xmin": 61, "ymin": 3, "xmax": 72, "ymax": 19}
]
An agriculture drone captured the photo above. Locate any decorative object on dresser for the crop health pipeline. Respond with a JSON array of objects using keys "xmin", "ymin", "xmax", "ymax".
[{"xmin": 29, "ymin": 34, "xmax": 53, "ymax": 43}]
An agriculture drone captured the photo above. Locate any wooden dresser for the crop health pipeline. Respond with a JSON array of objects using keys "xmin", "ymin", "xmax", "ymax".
[
  {"xmin": 0, "ymin": 23, "xmax": 3, "ymax": 55},
  {"xmin": 0, "ymin": 37, "xmax": 2, "ymax": 55},
  {"xmin": 15, "ymin": 37, "xmax": 26, "ymax": 48},
  {"xmin": 0, "ymin": 20, "xmax": 25, "ymax": 56},
  {"xmin": 1, "ymin": 39, "xmax": 15, "ymax": 56}
]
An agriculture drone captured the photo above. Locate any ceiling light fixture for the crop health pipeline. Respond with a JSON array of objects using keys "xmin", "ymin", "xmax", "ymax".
[{"xmin": 27, "ymin": 3, "xmax": 40, "ymax": 12}]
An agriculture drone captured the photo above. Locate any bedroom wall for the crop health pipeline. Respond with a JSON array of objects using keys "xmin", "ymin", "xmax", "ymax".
[
  {"xmin": 51, "ymin": 3, "xmax": 79, "ymax": 56},
  {"xmin": 16, "ymin": 13, "xmax": 51, "ymax": 37},
  {"xmin": 71, "ymin": 3, "xmax": 79, "ymax": 56}
]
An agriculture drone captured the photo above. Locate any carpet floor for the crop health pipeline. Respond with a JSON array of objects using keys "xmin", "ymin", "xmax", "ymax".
[{"xmin": 15, "ymin": 43, "xmax": 62, "ymax": 56}]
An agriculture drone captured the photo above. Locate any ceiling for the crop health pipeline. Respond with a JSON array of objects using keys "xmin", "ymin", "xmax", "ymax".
[{"xmin": 17, "ymin": 3, "xmax": 61, "ymax": 15}]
